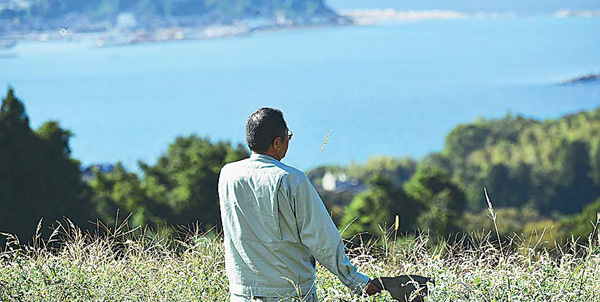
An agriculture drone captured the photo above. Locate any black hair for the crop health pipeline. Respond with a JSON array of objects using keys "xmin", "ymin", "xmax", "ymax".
[{"xmin": 246, "ymin": 108, "xmax": 287, "ymax": 153}]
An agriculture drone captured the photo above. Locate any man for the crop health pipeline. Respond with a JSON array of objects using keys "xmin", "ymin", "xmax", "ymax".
[{"xmin": 218, "ymin": 108, "xmax": 381, "ymax": 301}]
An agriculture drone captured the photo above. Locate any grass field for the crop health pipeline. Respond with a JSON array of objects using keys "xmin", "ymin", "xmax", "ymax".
[{"xmin": 1, "ymin": 217, "xmax": 599, "ymax": 301}]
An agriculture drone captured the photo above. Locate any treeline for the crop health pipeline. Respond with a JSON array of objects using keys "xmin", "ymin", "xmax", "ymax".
[
  {"xmin": 0, "ymin": 88, "xmax": 247, "ymax": 246},
  {"xmin": 311, "ymin": 110, "xmax": 600, "ymax": 241},
  {"xmin": 0, "ymin": 0, "xmax": 337, "ymax": 27},
  {"xmin": 1, "ymin": 88, "xmax": 599, "ymax": 247},
  {"xmin": 0, "ymin": 88, "xmax": 91, "ymax": 243}
]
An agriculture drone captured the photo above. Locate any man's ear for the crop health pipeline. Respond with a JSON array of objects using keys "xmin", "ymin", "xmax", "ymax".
[{"xmin": 273, "ymin": 136, "xmax": 282, "ymax": 150}]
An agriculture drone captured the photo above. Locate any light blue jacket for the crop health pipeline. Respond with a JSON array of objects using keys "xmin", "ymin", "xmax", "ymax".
[{"xmin": 218, "ymin": 154, "xmax": 369, "ymax": 298}]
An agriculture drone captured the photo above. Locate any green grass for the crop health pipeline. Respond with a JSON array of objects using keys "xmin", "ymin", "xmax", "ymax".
[{"xmin": 1, "ymin": 218, "xmax": 599, "ymax": 301}]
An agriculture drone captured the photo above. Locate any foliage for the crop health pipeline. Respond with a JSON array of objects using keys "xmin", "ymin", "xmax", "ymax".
[
  {"xmin": 17, "ymin": 0, "xmax": 337, "ymax": 22},
  {"xmin": 326, "ymin": 109, "xmax": 600, "ymax": 239},
  {"xmin": 309, "ymin": 156, "xmax": 417, "ymax": 226},
  {"xmin": 341, "ymin": 175, "xmax": 415, "ymax": 237},
  {"xmin": 522, "ymin": 219, "xmax": 561, "ymax": 249},
  {"xmin": 403, "ymin": 166, "xmax": 466, "ymax": 236},
  {"xmin": 317, "ymin": 188, "xmax": 355, "ymax": 225},
  {"xmin": 140, "ymin": 135, "xmax": 248, "ymax": 228},
  {"xmin": 0, "ymin": 88, "xmax": 91, "ymax": 245},
  {"xmin": 88, "ymin": 163, "xmax": 162, "ymax": 227},
  {"xmin": 346, "ymin": 156, "xmax": 417, "ymax": 186},
  {"xmin": 0, "ymin": 88, "xmax": 247, "ymax": 246},
  {"xmin": 90, "ymin": 135, "xmax": 248, "ymax": 231},
  {"xmin": 2, "ymin": 85, "xmax": 599, "ymax": 245},
  {"xmin": 462, "ymin": 206, "xmax": 542, "ymax": 237},
  {"xmin": 307, "ymin": 164, "xmax": 344, "ymax": 187},
  {"xmin": 560, "ymin": 197, "xmax": 600, "ymax": 239},
  {"xmin": 441, "ymin": 110, "xmax": 600, "ymax": 214},
  {"xmin": 341, "ymin": 166, "xmax": 467, "ymax": 238}
]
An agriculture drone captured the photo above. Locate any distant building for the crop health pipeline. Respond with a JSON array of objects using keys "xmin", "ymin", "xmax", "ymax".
[{"xmin": 322, "ymin": 172, "xmax": 366, "ymax": 194}]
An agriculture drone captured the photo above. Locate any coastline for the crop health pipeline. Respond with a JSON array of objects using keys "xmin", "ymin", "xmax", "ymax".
[
  {"xmin": 1, "ymin": 8, "xmax": 599, "ymax": 50},
  {"xmin": 0, "ymin": 9, "xmax": 478, "ymax": 49},
  {"xmin": 0, "ymin": 19, "xmax": 353, "ymax": 49},
  {"xmin": 340, "ymin": 9, "xmax": 471, "ymax": 25}
]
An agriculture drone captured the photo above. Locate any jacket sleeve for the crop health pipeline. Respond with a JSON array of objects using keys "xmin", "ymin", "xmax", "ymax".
[{"xmin": 294, "ymin": 177, "xmax": 370, "ymax": 295}]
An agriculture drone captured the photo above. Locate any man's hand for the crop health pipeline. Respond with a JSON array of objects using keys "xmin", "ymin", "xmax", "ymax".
[{"xmin": 365, "ymin": 279, "xmax": 382, "ymax": 296}]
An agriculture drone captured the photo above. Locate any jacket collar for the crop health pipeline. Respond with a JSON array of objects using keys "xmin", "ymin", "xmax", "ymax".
[{"xmin": 250, "ymin": 153, "xmax": 278, "ymax": 162}]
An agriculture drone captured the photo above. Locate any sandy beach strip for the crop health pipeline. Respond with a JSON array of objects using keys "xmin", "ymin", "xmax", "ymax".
[{"xmin": 340, "ymin": 9, "xmax": 472, "ymax": 25}]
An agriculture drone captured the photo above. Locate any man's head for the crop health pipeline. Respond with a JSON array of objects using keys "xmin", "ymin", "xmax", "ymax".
[{"xmin": 246, "ymin": 107, "xmax": 292, "ymax": 161}]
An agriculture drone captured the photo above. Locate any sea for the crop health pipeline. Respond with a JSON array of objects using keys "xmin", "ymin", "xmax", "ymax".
[{"xmin": 0, "ymin": 7, "xmax": 599, "ymax": 171}]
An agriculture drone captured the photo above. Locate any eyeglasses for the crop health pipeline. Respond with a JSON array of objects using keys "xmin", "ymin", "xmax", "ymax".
[{"xmin": 286, "ymin": 130, "xmax": 293, "ymax": 140}]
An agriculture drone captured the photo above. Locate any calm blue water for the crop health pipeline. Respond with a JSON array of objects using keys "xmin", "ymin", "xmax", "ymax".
[{"xmin": 1, "ymin": 16, "xmax": 599, "ymax": 171}]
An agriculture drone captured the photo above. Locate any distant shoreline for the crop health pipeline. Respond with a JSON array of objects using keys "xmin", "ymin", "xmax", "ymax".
[
  {"xmin": 340, "ymin": 8, "xmax": 600, "ymax": 25},
  {"xmin": 1, "ymin": 9, "xmax": 599, "ymax": 49},
  {"xmin": 0, "ymin": 18, "xmax": 353, "ymax": 49},
  {"xmin": 340, "ymin": 9, "xmax": 472, "ymax": 25},
  {"xmin": 555, "ymin": 9, "xmax": 600, "ymax": 18}
]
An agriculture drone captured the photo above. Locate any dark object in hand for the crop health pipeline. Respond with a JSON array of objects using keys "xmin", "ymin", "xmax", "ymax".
[
  {"xmin": 366, "ymin": 279, "xmax": 382, "ymax": 296},
  {"xmin": 372, "ymin": 275, "xmax": 433, "ymax": 302}
]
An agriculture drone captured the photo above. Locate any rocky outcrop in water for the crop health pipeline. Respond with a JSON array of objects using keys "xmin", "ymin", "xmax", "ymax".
[{"xmin": 562, "ymin": 74, "xmax": 600, "ymax": 85}]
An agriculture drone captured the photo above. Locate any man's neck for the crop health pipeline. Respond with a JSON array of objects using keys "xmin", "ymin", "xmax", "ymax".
[{"xmin": 252, "ymin": 151, "xmax": 280, "ymax": 161}]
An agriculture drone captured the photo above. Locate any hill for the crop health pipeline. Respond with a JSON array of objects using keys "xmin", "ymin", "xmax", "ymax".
[
  {"xmin": 310, "ymin": 108, "xmax": 600, "ymax": 238},
  {"xmin": 1, "ymin": 0, "xmax": 341, "ymax": 33},
  {"xmin": 438, "ymin": 108, "xmax": 600, "ymax": 214}
]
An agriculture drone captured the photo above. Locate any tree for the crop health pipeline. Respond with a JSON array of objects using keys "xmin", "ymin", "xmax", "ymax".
[
  {"xmin": 553, "ymin": 140, "xmax": 596, "ymax": 214},
  {"xmin": 403, "ymin": 166, "xmax": 466, "ymax": 236},
  {"xmin": 341, "ymin": 175, "xmax": 419, "ymax": 237},
  {"xmin": 90, "ymin": 135, "xmax": 249, "ymax": 232},
  {"xmin": 560, "ymin": 197, "xmax": 600, "ymax": 239},
  {"xmin": 482, "ymin": 163, "xmax": 532, "ymax": 208},
  {"xmin": 346, "ymin": 156, "xmax": 417, "ymax": 186},
  {"xmin": 435, "ymin": 109, "xmax": 600, "ymax": 216},
  {"xmin": 139, "ymin": 135, "xmax": 248, "ymax": 230},
  {"xmin": 444, "ymin": 123, "xmax": 490, "ymax": 162},
  {"xmin": 88, "ymin": 163, "xmax": 166, "ymax": 227},
  {"xmin": 0, "ymin": 88, "xmax": 91, "ymax": 245}
]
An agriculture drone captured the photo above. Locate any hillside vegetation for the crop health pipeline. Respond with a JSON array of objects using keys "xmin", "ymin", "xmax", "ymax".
[
  {"xmin": 0, "ymin": 0, "xmax": 339, "ymax": 30},
  {"xmin": 441, "ymin": 111, "xmax": 600, "ymax": 214},
  {"xmin": 313, "ymin": 109, "xmax": 600, "ymax": 240},
  {"xmin": 2, "ymin": 88, "xmax": 600, "ymax": 246}
]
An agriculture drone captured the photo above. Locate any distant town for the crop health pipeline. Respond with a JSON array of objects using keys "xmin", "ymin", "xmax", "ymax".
[
  {"xmin": 0, "ymin": 0, "xmax": 345, "ymax": 47},
  {"xmin": 3, "ymin": 0, "xmax": 598, "ymax": 50}
]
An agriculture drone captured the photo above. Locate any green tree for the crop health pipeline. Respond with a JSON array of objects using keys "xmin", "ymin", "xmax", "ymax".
[
  {"xmin": 341, "ymin": 175, "xmax": 418, "ymax": 237},
  {"xmin": 140, "ymin": 135, "xmax": 247, "ymax": 230},
  {"xmin": 0, "ymin": 88, "xmax": 91, "ymax": 245},
  {"xmin": 89, "ymin": 163, "xmax": 166, "ymax": 227},
  {"xmin": 444, "ymin": 123, "xmax": 490, "ymax": 166},
  {"xmin": 346, "ymin": 156, "xmax": 417, "ymax": 186},
  {"xmin": 560, "ymin": 197, "xmax": 600, "ymax": 239},
  {"xmin": 404, "ymin": 166, "xmax": 466, "ymax": 236},
  {"xmin": 90, "ymin": 135, "xmax": 249, "ymax": 231},
  {"xmin": 437, "ymin": 109, "xmax": 600, "ymax": 216},
  {"xmin": 554, "ymin": 140, "xmax": 597, "ymax": 214},
  {"xmin": 482, "ymin": 163, "xmax": 532, "ymax": 208}
]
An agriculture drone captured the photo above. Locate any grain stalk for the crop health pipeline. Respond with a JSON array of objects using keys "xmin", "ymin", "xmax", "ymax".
[
  {"xmin": 484, "ymin": 187, "xmax": 503, "ymax": 255},
  {"xmin": 305, "ymin": 129, "xmax": 333, "ymax": 175}
]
